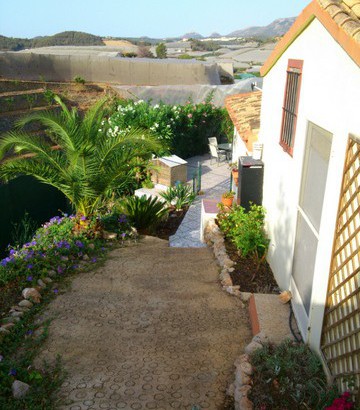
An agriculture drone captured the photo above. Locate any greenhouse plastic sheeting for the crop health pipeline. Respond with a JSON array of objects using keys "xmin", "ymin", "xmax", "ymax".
[{"xmin": 111, "ymin": 77, "xmax": 263, "ymax": 107}]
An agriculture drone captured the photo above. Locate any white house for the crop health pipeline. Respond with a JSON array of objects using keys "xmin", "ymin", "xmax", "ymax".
[{"xmin": 228, "ymin": 0, "xmax": 360, "ymax": 391}]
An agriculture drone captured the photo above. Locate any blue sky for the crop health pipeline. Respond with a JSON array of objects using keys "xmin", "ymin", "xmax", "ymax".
[{"xmin": 0, "ymin": 0, "xmax": 310, "ymax": 39}]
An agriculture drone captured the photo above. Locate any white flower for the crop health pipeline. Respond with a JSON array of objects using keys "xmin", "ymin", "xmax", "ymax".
[{"xmin": 154, "ymin": 104, "xmax": 159, "ymax": 109}]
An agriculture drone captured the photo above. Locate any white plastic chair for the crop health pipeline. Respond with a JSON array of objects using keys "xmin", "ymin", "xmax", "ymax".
[
  {"xmin": 208, "ymin": 137, "xmax": 218, "ymax": 146},
  {"xmin": 209, "ymin": 143, "xmax": 227, "ymax": 165}
]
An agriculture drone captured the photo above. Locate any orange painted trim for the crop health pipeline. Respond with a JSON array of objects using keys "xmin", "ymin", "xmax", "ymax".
[
  {"xmin": 261, "ymin": 0, "xmax": 360, "ymax": 76},
  {"xmin": 249, "ymin": 294, "xmax": 260, "ymax": 336}
]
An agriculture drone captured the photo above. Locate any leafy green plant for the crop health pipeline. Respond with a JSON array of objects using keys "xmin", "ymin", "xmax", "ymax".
[
  {"xmin": 118, "ymin": 195, "xmax": 168, "ymax": 231},
  {"xmin": 218, "ymin": 203, "xmax": 269, "ymax": 268},
  {"xmin": 43, "ymin": 88, "xmax": 55, "ymax": 105},
  {"xmin": 4, "ymin": 97, "xmax": 15, "ymax": 111},
  {"xmin": 141, "ymin": 177, "xmax": 154, "ymax": 189},
  {"xmin": 10, "ymin": 212, "xmax": 38, "ymax": 247},
  {"xmin": 221, "ymin": 191, "xmax": 235, "ymax": 199},
  {"xmin": 73, "ymin": 75, "xmax": 85, "ymax": 84},
  {"xmin": 250, "ymin": 340, "xmax": 337, "ymax": 410},
  {"xmin": 121, "ymin": 52, "xmax": 137, "ymax": 58},
  {"xmin": 155, "ymin": 42, "xmax": 167, "ymax": 59},
  {"xmin": 0, "ymin": 96, "xmax": 164, "ymax": 217},
  {"xmin": 25, "ymin": 94, "xmax": 37, "ymax": 109},
  {"xmin": 160, "ymin": 183, "xmax": 196, "ymax": 211},
  {"xmin": 177, "ymin": 54, "xmax": 193, "ymax": 60},
  {"xmin": 100, "ymin": 212, "xmax": 131, "ymax": 236}
]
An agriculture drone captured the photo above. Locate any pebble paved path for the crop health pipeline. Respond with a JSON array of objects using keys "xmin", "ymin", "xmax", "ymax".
[{"xmin": 36, "ymin": 236, "xmax": 251, "ymax": 409}]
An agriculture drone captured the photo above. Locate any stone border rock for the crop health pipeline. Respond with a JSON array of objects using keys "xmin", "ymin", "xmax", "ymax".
[
  {"xmin": 0, "ymin": 247, "xmax": 101, "ymax": 399},
  {"xmin": 204, "ymin": 218, "xmax": 260, "ymax": 409},
  {"xmin": 203, "ymin": 219, "xmax": 251, "ymax": 304}
]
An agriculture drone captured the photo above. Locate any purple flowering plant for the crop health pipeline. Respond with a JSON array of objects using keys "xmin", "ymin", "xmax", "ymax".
[{"xmin": 0, "ymin": 214, "xmax": 104, "ymax": 288}]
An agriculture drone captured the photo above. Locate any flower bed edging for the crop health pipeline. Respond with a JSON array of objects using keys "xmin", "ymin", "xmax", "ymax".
[
  {"xmin": 203, "ymin": 219, "xmax": 250, "ymax": 303},
  {"xmin": 204, "ymin": 218, "xmax": 271, "ymax": 410}
]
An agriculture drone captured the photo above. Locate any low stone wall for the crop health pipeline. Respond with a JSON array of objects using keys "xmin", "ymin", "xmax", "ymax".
[
  {"xmin": 204, "ymin": 219, "xmax": 272, "ymax": 410},
  {"xmin": 0, "ymin": 52, "xmax": 221, "ymax": 86}
]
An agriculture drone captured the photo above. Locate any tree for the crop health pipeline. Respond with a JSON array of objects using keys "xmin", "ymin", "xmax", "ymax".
[
  {"xmin": 155, "ymin": 43, "xmax": 167, "ymax": 59},
  {"xmin": 137, "ymin": 43, "xmax": 154, "ymax": 58},
  {"xmin": 0, "ymin": 96, "xmax": 163, "ymax": 217}
]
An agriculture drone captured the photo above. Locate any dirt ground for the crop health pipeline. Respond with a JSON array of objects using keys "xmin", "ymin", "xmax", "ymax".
[{"xmin": 225, "ymin": 240, "xmax": 279, "ymax": 294}]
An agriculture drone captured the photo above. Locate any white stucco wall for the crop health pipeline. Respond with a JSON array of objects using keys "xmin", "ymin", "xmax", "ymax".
[
  {"xmin": 260, "ymin": 18, "xmax": 360, "ymax": 349},
  {"xmin": 232, "ymin": 129, "xmax": 250, "ymax": 164}
]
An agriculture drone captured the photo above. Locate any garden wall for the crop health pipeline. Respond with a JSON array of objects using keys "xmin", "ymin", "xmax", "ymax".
[
  {"xmin": 0, "ymin": 52, "xmax": 221, "ymax": 86},
  {"xmin": 0, "ymin": 177, "xmax": 70, "ymax": 256}
]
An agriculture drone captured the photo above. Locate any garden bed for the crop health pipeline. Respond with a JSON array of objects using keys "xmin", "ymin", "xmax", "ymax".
[
  {"xmin": 224, "ymin": 239, "xmax": 279, "ymax": 294},
  {"xmin": 154, "ymin": 208, "xmax": 187, "ymax": 239}
]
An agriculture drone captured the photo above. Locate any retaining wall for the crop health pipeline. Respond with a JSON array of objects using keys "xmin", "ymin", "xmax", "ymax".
[{"xmin": 0, "ymin": 52, "xmax": 221, "ymax": 85}]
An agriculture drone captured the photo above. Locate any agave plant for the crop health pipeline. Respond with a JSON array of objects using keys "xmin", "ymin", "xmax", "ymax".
[
  {"xmin": 0, "ymin": 96, "xmax": 164, "ymax": 217},
  {"xmin": 118, "ymin": 195, "xmax": 168, "ymax": 231},
  {"xmin": 160, "ymin": 183, "xmax": 196, "ymax": 211}
]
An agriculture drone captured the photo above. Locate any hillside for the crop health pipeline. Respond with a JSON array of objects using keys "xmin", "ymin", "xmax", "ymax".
[
  {"xmin": 0, "ymin": 31, "xmax": 104, "ymax": 51},
  {"xmin": 228, "ymin": 17, "xmax": 296, "ymax": 38}
]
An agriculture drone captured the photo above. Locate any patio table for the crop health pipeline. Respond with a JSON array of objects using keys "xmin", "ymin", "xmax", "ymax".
[{"xmin": 218, "ymin": 143, "xmax": 232, "ymax": 161}]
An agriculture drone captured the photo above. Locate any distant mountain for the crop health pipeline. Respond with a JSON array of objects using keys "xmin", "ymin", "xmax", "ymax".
[
  {"xmin": 227, "ymin": 17, "xmax": 296, "ymax": 38},
  {"xmin": 209, "ymin": 32, "xmax": 222, "ymax": 38},
  {"xmin": 0, "ymin": 31, "xmax": 104, "ymax": 51},
  {"xmin": 182, "ymin": 32, "xmax": 203, "ymax": 40}
]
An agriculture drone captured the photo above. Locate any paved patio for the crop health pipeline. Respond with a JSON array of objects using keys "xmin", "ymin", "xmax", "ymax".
[
  {"xmin": 35, "ymin": 236, "xmax": 252, "ymax": 409},
  {"xmin": 169, "ymin": 155, "xmax": 230, "ymax": 248}
]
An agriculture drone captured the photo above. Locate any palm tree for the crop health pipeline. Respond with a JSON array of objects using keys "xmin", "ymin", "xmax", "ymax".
[{"xmin": 0, "ymin": 96, "xmax": 164, "ymax": 216}]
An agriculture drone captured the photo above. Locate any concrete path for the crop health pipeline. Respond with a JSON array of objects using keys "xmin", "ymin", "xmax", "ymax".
[
  {"xmin": 169, "ymin": 155, "xmax": 230, "ymax": 248},
  {"xmin": 36, "ymin": 236, "xmax": 251, "ymax": 410}
]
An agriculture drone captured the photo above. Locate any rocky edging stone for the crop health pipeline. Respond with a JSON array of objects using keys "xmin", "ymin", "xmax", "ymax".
[
  {"xmin": 203, "ymin": 219, "xmax": 252, "ymax": 304},
  {"xmin": 0, "ymin": 277, "xmax": 54, "ymax": 398},
  {"xmin": 204, "ymin": 219, "xmax": 268, "ymax": 409},
  {"xmin": 227, "ymin": 332, "xmax": 270, "ymax": 410},
  {"xmin": 0, "ymin": 247, "xmax": 100, "ymax": 399}
]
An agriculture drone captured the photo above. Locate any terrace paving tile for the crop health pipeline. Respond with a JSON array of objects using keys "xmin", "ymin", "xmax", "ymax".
[
  {"xmin": 35, "ymin": 236, "xmax": 252, "ymax": 409},
  {"xmin": 170, "ymin": 154, "xmax": 230, "ymax": 248}
]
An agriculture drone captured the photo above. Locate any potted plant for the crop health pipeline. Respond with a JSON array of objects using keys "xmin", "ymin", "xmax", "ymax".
[
  {"xmin": 229, "ymin": 162, "xmax": 239, "ymax": 186},
  {"xmin": 221, "ymin": 191, "xmax": 235, "ymax": 207}
]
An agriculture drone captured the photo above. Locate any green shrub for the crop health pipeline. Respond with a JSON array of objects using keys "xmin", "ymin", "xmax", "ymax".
[
  {"xmin": 177, "ymin": 54, "xmax": 193, "ymax": 60},
  {"xmin": 218, "ymin": 203, "xmax": 269, "ymax": 263},
  {"xmin": 73, "ymin": 75, "xmax": 85, "ymax": 84},
  {"xmin": 43, "ymin": 88, "xmax": 55, "ymax": 105},
  {"xmin": 118, "ymin": 195, "xmax": 168, "ymax": 231},
  {"xmin": 160, "ymin": 183, "xmax": 196, "ymax": 211},
  {"xmin": 25, "ymin": 94, "xmax": 37, "ymax": 109},
  {"xmin": 106, "ymin": 96, "xmax": 233, "ymax": 158},
  {"xmin": 155, "ymin": 42, "xmax": 167, "ymax": 59},
  {"xmin": 10, "ymin": 212, "xmax": 38, "ymax": 248},
  {"xmin": 250, "ymin": 340, "xmax": 335, "ymax": 410},
  {"xmin": 100, "ymin": 212, "xmax": 131, "ymax": 236},
  {"xmin": 122, "ymin": 52, "xmax": 137, "ymax": 58}
]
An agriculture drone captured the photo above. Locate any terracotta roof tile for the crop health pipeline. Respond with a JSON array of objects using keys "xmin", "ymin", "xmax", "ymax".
[
  {"xmin": 225, "ymin": 92, "xmax": 262, "ymax": 151},
  {"xmin": 318, "ymin": 0, "xmax": 360, "ymax": 39}
]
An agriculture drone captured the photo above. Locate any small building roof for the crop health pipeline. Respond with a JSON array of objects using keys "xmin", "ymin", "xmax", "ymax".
[
  {"xmin": 261, "ymin": 0, "xmax": 360, "ymax": 76},
  {"xmin": 225, "ymin": 91, "xmax": 262, "ymax": 152},
  {"xmin": 156, "ymin": 155, "xmax": 187, "ymax": 167}
]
